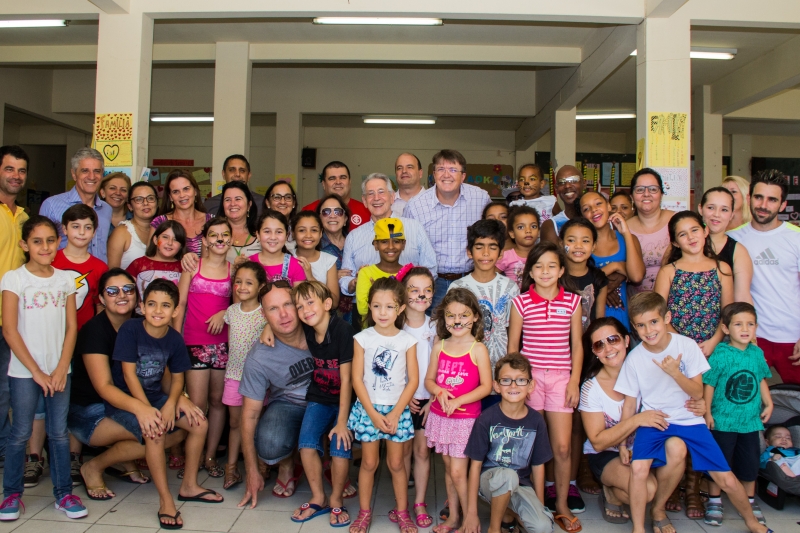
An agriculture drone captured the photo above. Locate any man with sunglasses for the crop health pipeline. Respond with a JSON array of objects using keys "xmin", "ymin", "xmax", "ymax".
[
  {"xmin": 540, "ymin": 165, "xmax": 584, "ymax": 245},
  {"xmin": 203, "ymin": 155, "xmax": 265, "ymax": 217},
  {"xmin": 302, "ymin": 161, "xmax": 371, "ymax": 229}
]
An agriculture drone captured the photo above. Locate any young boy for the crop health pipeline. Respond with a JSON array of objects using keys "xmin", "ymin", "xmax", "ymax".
[
  {"xmin": 508, "ymin": 164, "xmax": 561, "ymax": 223},
  {"xmin": 461, "ymin": 352, "xmax": 554, "ymax": 533},
  {"xmin": 289, "ymin": 281, "xmax": 354, "ymax": 527},
  {"xmin": 703, "ymin": 302, "xmax": 773, "ymax": 526},
  {"xmin": 616, "ymin": 292, "xmax": 772, "ymax": 533},
  {"xmin": 111, "ymin": 279, "xmax": 222, "ymax": 529},
  {"xmin": 355, "ymin": 217, "xmax": 406, "ymax": 317},
  {"xmin": 761, "ymin": 425, "xmax": 800, "ymax": 477}
]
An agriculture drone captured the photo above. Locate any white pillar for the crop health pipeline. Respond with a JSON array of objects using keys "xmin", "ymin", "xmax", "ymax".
[
  {"xmin": 275, "ymin": 109, "xmax": 302, "ymax": 202},
  {"xmin": 212, "ymin": 42, "xmax": 252, "ymax": 194},
  {"xmin": 693, "ymin": 85, "xmax": 723, "ymax": 190},
  {"xmin": 550, "ymin": 107, "xmax": 576, "ymax": 170},
  {"xmin": 730, "ymin": 134, "xmax": 753, "ymax": 179}
]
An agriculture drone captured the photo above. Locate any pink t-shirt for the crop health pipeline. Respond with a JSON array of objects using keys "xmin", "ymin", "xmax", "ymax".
[
  {"xmin": 248, "ymin": 253, "xmax": 306, "ymax": 286},
  {"xmin": 430, "ymin": 340, "xmax": 482, "ymax": 419},
  {"xmin": 496, "ymin": 249, "xmax": 527, "ymax": 289}
]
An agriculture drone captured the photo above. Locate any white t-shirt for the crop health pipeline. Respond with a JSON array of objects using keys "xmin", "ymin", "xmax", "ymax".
[
  {"xmin": 0, "ymin": 265, "xmax": 76, "ymax": 378},
  {"xmin": 614, "ymin": 333, "xmax": 709, "ymax": 426},
  {"xmin": 579, "ymin": 377, "xmax": 625, "ymax": 454},
  {"xmin": 308, "ymin": 251, "xmax": 337, "ymax": 285},
  {"xmin": 509, "ymin": 195, "xmax": 558, "ymax": 223},
  {"xmin": 728, "ymin": 222, "xmax": 800, "ymax": 343},
  {"xmin": 403, "ymin": 316, "xmax": 437, "ymax": 399},
  {"xmin": 354, "ymin": 327, "xmax": 418, "ymax": 405}
]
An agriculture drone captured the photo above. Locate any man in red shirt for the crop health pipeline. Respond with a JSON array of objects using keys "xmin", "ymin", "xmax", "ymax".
[{"xmin": 302, "ymin": 161, "xmax": 370, "ymax": 229}]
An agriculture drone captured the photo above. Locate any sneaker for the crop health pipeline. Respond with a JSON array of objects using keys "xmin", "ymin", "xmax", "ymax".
[
  {"xmin": 704, "ymin": 501, "xmax": 723, "ymax": 526},
  {"xmin": 544, "ymin": 485, "xmax": 557, "ymax": 512},
  {"xmin": 23, "ymin": 454, "xmax": 43, "ymax": 488},
  {"xmin": 70, "ymin": 453, "xmax": 82, "ymax": 486},
  {"xmin": 567, "ymin": 484, "xmax": 586, "ymax": 514},
  {"xmin": 0, "ymin": 494, "xmax": 23, "ymax": 521},
  {"xmin": 55, "ymin": 495, "xmax": 87, "ymax": 519}
]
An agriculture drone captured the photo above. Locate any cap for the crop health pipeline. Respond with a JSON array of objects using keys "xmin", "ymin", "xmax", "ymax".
[
  {"xmin": 374, "ymin": 217, "xmax": 405, "ymax": 240},
  {"xmin": 502, "ymin": 186, "xmax": 520, "ymax": 199}
]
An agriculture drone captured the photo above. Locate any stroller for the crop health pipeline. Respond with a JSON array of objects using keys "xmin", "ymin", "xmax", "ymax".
[{"xmin": 757, "ymin": 383, "xmax": 800, "ymax": 509}]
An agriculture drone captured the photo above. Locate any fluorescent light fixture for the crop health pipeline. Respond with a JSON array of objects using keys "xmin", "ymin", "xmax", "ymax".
[
  {"xmin": 630, "ymin": 47, "xmax": 737, "ymax": 60},
  {"xmin": 151, "ymin": 116, "xmax": 214, "ymax": 123},
  {"xmin": 363, "ymin": 116, "xmax": 437, "ymax": 125},
  {"xmin": 576, "ymin": 113, "xmax": 636, "ymax": 120},
  {"xmin": 313, "ymin": 17, "xmax": 442, "ymax": 26},
  {"xmin": 0, "ymin": 19, "xmax": 66, "ymax": 28}
]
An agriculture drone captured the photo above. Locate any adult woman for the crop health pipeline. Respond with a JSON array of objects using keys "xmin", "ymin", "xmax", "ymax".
[
  {"xmin": 151, "ymin": 169, "xmax": 212, "ymax": 256},
  {"xmin": 263, "ymin": 180, "xmax": 298, "ymax": 253},
  {"xmin": 578, "ymin": 191, "xmax": 645, "ymax": 326},
  {"xmin": 626, "ymin": 168, "xmax": 676, "ymax": 293},
  {"xmin": 107, "ymin": 181, "xmax": 157, "ymax": 269},
  {"xmin": 722, "ymin": 175, "xmax": 752, "ymax": 231},
  {"xmin": 217, "ymin": 181, "xmax": 260, "ymax": 264},
  {"xmin": 316, "ymin": 194, "xmax": 353, "ymax": 320},
  {"xmin": 99, "ymin": 172, "xmax": 132, "ymax": 230},
  {"xmin": 699, "ymin": 187, "xmax": 754, "ymax": 304}
]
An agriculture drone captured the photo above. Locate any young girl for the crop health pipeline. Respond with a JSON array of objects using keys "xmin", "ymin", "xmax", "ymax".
[
  {"xmin": 400, "ymin": 267, "xmax": 437, "ymax": 529},
  {"xmin": 424, "ymin": 288, "xmax": 493, "ymax": 533},
  {"xmin": 496, "ymin": 206, "xmax": 540, "ymax": 288},
  {"xmin": 126, "ymin": 219, "xmax": 185, "ymax": 304},
  {"xmin": 291, "ymin": 210, "xmax": 340, "ymax": 307},
  {"xmin": 0, "ymin": 216, "xmax": 86, "ymax": 520},
  {"xmin": 348, "ymin": 277, "xmax": 419, "ymax": 533},
  {"xmin": 248, "ymin": 210, "xmax": 306, "ymax": 286},
  {"xmin": 508, "ymin": 241, "xmax": 584, "ymax": 533},
  {"xmin": 609, "ymin": 191, "xmax": 635, "ymax": 220},
  {"xmin": 654, "ymin": 210, "xmax": 734, "ymax": 356},
  {"xmin": 481, "ymin": 201, "xmax": 508, "ymax": 229},
  {"xmin": 222, "ymin": 261, "xmax": 267, "ymax": 489},
  {"xmin": 560, "ymin": 218, "xmax": 608, "ymax": 333}
]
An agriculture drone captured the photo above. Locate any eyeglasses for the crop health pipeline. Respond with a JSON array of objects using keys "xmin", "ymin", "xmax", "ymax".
[
  {"xmin": 633, "ymin": 185, "xmax": 661, "ymax": 195},
  {"xmin": 434, "ymin": 167, "xmax": 464, "ymax": 175},
  {"xmin": 131, "ymin": 195, "xmax": 157, "ymax": 205},
  {"xmin": 497, "ymin": 377, "xmax": 532, "ymax": 387},
  {"xmin": 557, "ymin": 176, "xmax": 581, "ymax": 186},
  {"xmin": 321, "ymin": 207, "xmax": 345, "ymax": 217},
  {"xmin": 591, "ymin": 334, "xmax": 624, "ymax": 354},
  {"xmin": 270, "ymin": 193, "xmax": 294, "ymax": 203},
  {"xmin": 104, "ymin": 284, "xmax": 136, "ymax": 297}
]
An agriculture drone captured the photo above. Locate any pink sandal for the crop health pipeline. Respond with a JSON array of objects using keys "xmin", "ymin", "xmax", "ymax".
[
  {"xmin": 395, "ymin": 509, "xmax": 418, "ymax": 533},
  {"xmin": 413, "ymin": 503, "xmax": 433, "ymax": 528},
  {"xmin": 350, "ymin": 508, "xmax": 372, "ymax": 533}
]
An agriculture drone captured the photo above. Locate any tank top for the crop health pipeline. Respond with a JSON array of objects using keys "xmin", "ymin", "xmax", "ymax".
[
  {"xmin": 592, "ymin": 231, "xmax": 629, "ymax": 326},
  {"xmin": 119, "ymin": 220, "xmax": 147, "ymax": 270},
  {"xmin": 667, "ymin": 266, "xmax": 722, "ymax": 343},
  {"xmin": 716, "ymin": 236, "xmax": 737, "ymax": 270},
  {"xmin": 430, "ymin": 340, "xmax": 482, "ymax": 419},
  {"xmin": 184, "ymin": 260, "xmax": 232, "ymax": 346},
  {"xmin": 630, "ymin": 223, "xmax": 670, "ymax": 293}
]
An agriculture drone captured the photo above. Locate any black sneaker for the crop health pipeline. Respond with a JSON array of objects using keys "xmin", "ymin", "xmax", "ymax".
[
  {"xmin": 70, "ymin": 453, "xmax": 82, "ymax": 486},
  {"xmin": 567, "ymin": 484, "xmax": 586, "ymax": 514},
  {"xmin": 544, "ymin": 485, "xmax": 556, "ymax": 512},
  {"xmin": 23, "ymin": 453, "xmax": 43, "ymax": 488}
]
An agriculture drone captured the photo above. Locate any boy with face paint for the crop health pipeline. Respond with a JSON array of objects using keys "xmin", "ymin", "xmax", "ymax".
[{"xmin": 355, "ymin": 218, "xmax": 407, "ymax": 319}]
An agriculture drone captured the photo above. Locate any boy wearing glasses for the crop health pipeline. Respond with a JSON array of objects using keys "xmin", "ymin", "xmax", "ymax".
[
  {"xmin": 508, "ymin": 164, "xmax": 561, "ymax": 223},
  {"xmin": 461, "ymin": 352, "xmax": 554, "ymax": 533}
]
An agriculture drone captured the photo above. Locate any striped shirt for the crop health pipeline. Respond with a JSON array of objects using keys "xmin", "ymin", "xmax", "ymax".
[{"xmin": 512, "ymin": 286, "xmax": 581, "ymax": 370}]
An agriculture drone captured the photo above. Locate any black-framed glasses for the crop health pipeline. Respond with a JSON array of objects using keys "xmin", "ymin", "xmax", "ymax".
[
  {"xmin": 633, "ymin": 185, "xmax": 661, "ymax": 195},
  {"xmin": 104, "ymin": 284, "xmax": 136, "ymax": 297},
  {"xmin": 321, "ymin": 207, "xmax": 345, "ymax": 217},
  {"xmin": 131, "ymin": 195, "xmax": 157, "ymax": 205},
  {"xmin": 270, "ymin": 193, "xmax": 294, "ymax": 203},
  {"xmin": 591, "ymin": 334, "xmax": 623, "ymax": 354},
  {"xmin": 497, "ymin": 378, "xmax": 532, "ymax": 387}
]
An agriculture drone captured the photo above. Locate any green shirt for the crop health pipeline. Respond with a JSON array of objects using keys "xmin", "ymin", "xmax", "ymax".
[{"xmin": 703, "ymin": 342, "xmax": 771, "ymax": 433}]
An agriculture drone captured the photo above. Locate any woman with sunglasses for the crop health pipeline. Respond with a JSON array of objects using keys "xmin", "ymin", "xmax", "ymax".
[
  {"xmin": 580, "ymin": 317, "xmax": 706, "ymax": 525},
  {"xmin": 107, "ymin": 181, "xmax": 158, "ymax": 269},
  {"xmin": 68, "ymin": 268, "xmax": 204, "ymax": 500},
  {"xmin": 315, "ymin": 194, "xmax": 354, "ymax": 321}
]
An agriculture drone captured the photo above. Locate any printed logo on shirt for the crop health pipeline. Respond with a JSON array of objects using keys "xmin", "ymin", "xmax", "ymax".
[
  {"xmin": 724, "ymin": 369, "xmax": 759, "ymax": 405},
  {"xmin": 555, "ymin": 308, "xmax": 568, "ymax": 315},
  {"xmin": 445, "ymin": 375, "xmax": 465, "ymax": 387},
  {"xmin": 351, "ymin": 214, "xmax": 362, "ymax": 226},
  {"xmin": 23, "ymin": 289, "xmax": 68, "ymax": 309},
  {"xmin": 372, "ymin": 346, "xmax": 399, "ymax": 391},
  {"xmin": 486, "ymin": 424, "xmax": 537, "ymax": 470},
  {"xmin": 63, "ymin": 269, "xmax": 91, "ymax": 311},
  {"xmin": 753, "ymin": 248, "xmax": 779, "ymax": 266}
]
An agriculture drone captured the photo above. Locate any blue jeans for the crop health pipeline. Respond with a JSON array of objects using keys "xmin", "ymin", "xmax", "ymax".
[
  {"xmin": 4, "ymin": 376, "xmax": 72, "ymax": 500},
  {"xmin": 256, "ymin": 400, "xmax": 305, "ymax": 465},
  {"xmin": 0, "ymin": 333, "xmax": 11, "ymax": 455},
  {"xmin": 298, "ymin": 401, "xmax": 351, "ymax": 459},
  {"xmin": 431, "ymin": 277, "xmax": 457, "ymax": 315}
]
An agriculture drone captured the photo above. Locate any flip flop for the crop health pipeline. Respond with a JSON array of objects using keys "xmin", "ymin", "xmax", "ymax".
[
  {"xmin": 599, "ymin": 489, "xmax": 628, "ymax": 524},
  {"xmin": 290, "ymin": 502, "xmax": 331, "ymax": 523},
  {"xmin": 104, "ymin": 467, "xmax": 150, "ymax": 484},
  {"xmin": 330, "ymin": 506, "xmax": 351, "ymax": 528},
  {"xmin": 80, "ymin": 472, "xmax": 113, "ymax": 501},
  {"xmin": 554, "ymin": 514, "xmax": 582, "ymax": 533},
  {"xmin": 177, "ymin": 489, "xmax": 223, "ymax": 503},
  {"xmin": 652, "ymin": 517, "xmax": 673, "ymax": 533},
  {"xmin": 158, "ymin": 511, "xmax": 183, "ymax": 530},
  {"xmin": 323, "ymin": 468, "xmax": 358, "ymax": 499},
  {"xmin": 272, "ymin": 463, "xmax": 303, "ymax": 498}
]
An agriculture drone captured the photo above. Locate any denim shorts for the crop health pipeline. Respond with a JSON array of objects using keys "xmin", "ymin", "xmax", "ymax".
[
  {"xmin": 298, "ymin": 401, "xmax": 352, "ymax": 459},
  {"xmin": 107, "ymin": 395, "xmax": 179, "ymax": 444},
  {"xmin": 67, "ymin": 403, "xmax": 106, "ymax": 445}
]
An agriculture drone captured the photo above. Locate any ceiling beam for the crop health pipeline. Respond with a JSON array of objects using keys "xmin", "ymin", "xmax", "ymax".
[
  {"xmin": 87, "ymin": 0, "xmax": 129, "ymax": 14},
  {"xmin": 725, "ymin": 89, "xmax": 800, "ymax": 121},
  {"xmin": 645, "ymin": 0, "xmax": 689, "ymax": 18}
]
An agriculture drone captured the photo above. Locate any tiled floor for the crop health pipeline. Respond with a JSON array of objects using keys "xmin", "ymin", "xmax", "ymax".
[{"xmin": 1, "ymin": 458, "xmax": 799, "ymax": 533}]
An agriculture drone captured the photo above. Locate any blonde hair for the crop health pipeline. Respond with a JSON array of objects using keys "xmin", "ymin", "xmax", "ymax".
[
  {"xmin": 100, "ymin": 171, "xmax": 132, "ymax": 193},
  {"xmin": 722, "ymin": 175, "xmax": 751, "ymax": 225}
]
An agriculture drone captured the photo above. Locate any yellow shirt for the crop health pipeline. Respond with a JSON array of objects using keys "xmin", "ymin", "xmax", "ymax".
[
  {"xmin": 0, "ymin": 203, "xmax": 29, "ymax": 326},
  {"xmin": 355, "ymin": 264, "xmax": 393, "ymax": 318}
]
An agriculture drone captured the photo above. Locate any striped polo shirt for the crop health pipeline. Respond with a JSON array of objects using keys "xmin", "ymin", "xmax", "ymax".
[{"xmin": 512, "ymin": 286, "xmax": 581, "ymax": 370}]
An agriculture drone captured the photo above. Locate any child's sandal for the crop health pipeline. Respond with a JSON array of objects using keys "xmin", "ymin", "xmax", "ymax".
[
  {"xmin": 204, "ymin": 457, "xmax": 224, "ymax": 478},
  {"xmin": 395, "ymin": 509, "xmax": 417, "ymax": 533},
  {"xmin": 413, "ymin": 503, "xmax": 432, "ymax": 528},
  {"xmin": 222, "ymin": 463, "xmax": 242, "ymax": 490},
  {"xmin": 349, "ymin": 508, "xmax": 372, "ymax": 533}
]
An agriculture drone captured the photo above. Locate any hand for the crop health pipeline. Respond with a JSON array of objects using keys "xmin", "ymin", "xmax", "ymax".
[
  {"xmin": 460, "ymin": 512, "xmax": 482, "ymax": 533},
  {"xmin": 33, "ymin": 370, "xmax": 54, "ymax": 397},
  {"xmin": 50, "ymin": 366, "xmax": 68, "ymax": 393},
  {"xmin": 385, "ymin": 410, "xmax": 401, "ymax": 434},
  {"xmin": 369, "ymin": 412, "xmax": 392, "ymax": 434},
  {"xmin": 698, "ymin": 338, "xmax": 718, "ymax": 358},
  {"xmin": 792, "ymin": 339, "xmax": 800, "ymax": 365},
  {"xmin": 685, "ymin": 397, "xmax": 707, "ymax": 417},
  {"xmin": 259, "ymin": 324, "xmax": 275, "ymax": 347},
  {"xmin": 233, "ymin": 254, "xmax": 248, "ymax": 268},
  {"xmin": 337, "ymin": 269, "xmax": 352, "ymax": 280},
  {"xmin": 761, "ymin": 403, "xmax": 774, "ymax": 424},
  {"xmin": 329, "ymin": 422, "xmax": 353, "ymax": 451},
  {"xmin": 653, "ymin": 353, "xmax": 683, "ymax": 378},
  {"xmin": 205, "ymin": 310, "xmax": 227, "ymax": 335},
  {"xmin": 238, "ymin": 468, "xmax": 265, "ymax": 509},
  {"xmin": 295, "ymin": 256, "xmax": 314, "ymax": 280},
  {"xmin": 176, "ymin": 395, "xmax": 206, "ymax": 427},
  {"xmin": 436, "ymin": 388, "xmax": 456, "ymax": 413},
  {"xmin": 181, "ymin": 252, "xmax": 200, "ymax": 273},
  {"xmin": 565, "ymin": 380, "xmax": 580, "ymax": 409},
  {"xmin": 444, "ymin": 396, "xmax": 464, "ymax": 417},
  {"xmin": 636, "ymin": 409, "xmax": 670, "ymax": 430},
  {"xmin": 619, "ymin": 445, "xmax": 632, "ymax": 465},
  {"xmin": 705, "ymin": 413, "xmax": 715, "ymax": 430},
  {"xmin": 160, "ymin": 402, "xmax": 177, "ymax": 432},
  {"xmin": 136, "ymin": 405, "xmax": 165, "ymax": 439},
  {"xmin": 605, "ymin": 272, "xmax": 626, "ymax": 308},
  {"xmin": 421, "ymin": 400, "xmax": 432, "ymax": 427},
  {"xmin": 409, "ymin": 397, "xmax": 422, "ymax": 414},
  {"xmin": 609, "ymin": 213, "xmax": 630, "ymax": 235}
]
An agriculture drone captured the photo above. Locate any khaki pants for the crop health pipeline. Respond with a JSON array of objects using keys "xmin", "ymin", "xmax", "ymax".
[{"xmin": 479, "ymin": 467, "xmax": 554, "ymax": 533}]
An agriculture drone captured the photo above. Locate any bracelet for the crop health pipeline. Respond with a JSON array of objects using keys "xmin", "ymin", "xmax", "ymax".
[{"xmin": 183, "ymin": 391, "xmax": 190, "ymax": 400}]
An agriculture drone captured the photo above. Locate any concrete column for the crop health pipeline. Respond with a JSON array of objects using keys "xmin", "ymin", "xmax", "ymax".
[
  {"xmin": 95, "ymin": 11, "xmax": 153, "ymax": 177},
  {"xmin": 693, "ymin": 85, "xmax": 723, "ymax": 190},
  {"xmin": 211, "ymin": 42, "xmax": 251, "ymax": 194},
  {"xmin": 636, "ymin": 15, "xmax": 691, "ymax": 209},
  {"xmin": 730, "ymin": 134, "xmax": 753, "ymax": 179},
  {"xmin": 275, "ymin": 109, "xmax": 302, "ymax": 201},
  {"xmin": 550, "ymin": 107, "xmax": 576, "ymax": 170}
]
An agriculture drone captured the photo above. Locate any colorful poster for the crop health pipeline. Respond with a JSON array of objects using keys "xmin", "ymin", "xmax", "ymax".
[
  {"xmin": 93, "ymin": 113, "xmax": 134, "ymax": 167},
  {"xmin": 275, "ymin": 173, "xmax": 297, "ymax": 189},
  {"xmin": 647, "ymin": 112, "xmax": 688, "ymax": 168},
  {"xmin": 621, "ymin": 162, "xmax": 636, "ymax": 186},
  {"xmin": 636, "ymin": 138, "xmax": 645, "ymax": 171}
]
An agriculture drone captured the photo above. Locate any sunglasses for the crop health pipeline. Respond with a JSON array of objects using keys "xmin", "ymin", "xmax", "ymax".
[
  {"xmin": 104, "ymin": 284, "xmax": 136, "ymax": 297},
  {"xmin": 321, "ymin": 207, "xmax": 345, "ymax": 217},
  {"xmin": 591, "ymin": 334, "xmax": 623, "ymax": 354}
]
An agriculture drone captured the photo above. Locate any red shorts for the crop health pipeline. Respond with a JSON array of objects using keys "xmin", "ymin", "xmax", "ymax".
[{"xmin": 757, "ymin": 337, "xmax": 800, "ymax": 385}]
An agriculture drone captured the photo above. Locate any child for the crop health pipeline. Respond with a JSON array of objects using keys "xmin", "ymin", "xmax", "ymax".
[
  {"xmin": 291, "ymin": 211, "xmax": 339, "ymax": 307},
  {"xmin": 461, "ymin": 353, "xmax": 554, "ymax": 533},
  {"xmin": 496, "ymin": 206, "xmax": 540, "ymax": 289},
  {"xmin": 609, "ymin": 191, "xmax": 634, "ymax": 220},
  {"xmin": 400, "ymin": 266, "xmax": 437, "ymax": 528},
  {"xmin": 222, "ymin": 261, "xmax": 267, "ymax": 489},
  {"xmin": 507, "ymin": 241, "xmax": 584, "ymax": 531},
  {"xmin": 290, "ymin": 281, "xmax": 354, "ymax": 528},
  {"xmin": 424, "ymin": 288, "xmax": 493, "ymax": 533},
  {"xmin": 111, "ymin": 279, "xmax": 222, "ymax": 529},
  {"xmin": 703, "ymin": 302, "xmax": 773, "ymax": 526},
  {"xmin": 355, "ymin": 217, "xmax": 406, "ymax": 318},
  {"xmin": 174, "ymin": 217, "xmax": 233, "ymax": 479},
  {"xmin": 508, "ymin": 163, "xmax": 560, "ymax": 223},
  {"xmin": 560, "ymin": 218, "xmax": 608, "ymax": 332},
  {"xmin": 761, "ymin": 426, "xmax": 800, "ymax": 475},
  {"xmin": 248, "ymin": 209, "xmax": 306, "ymax": 286},
  {"xmin": 348, "ymin": 277, "xmax": 418, "ymax": 533},
  {"xmin": 126, "ymin": 219, "xmax": 185, "ymax": 304},
  {"xmin": 0, "ymin": 216, "xmax": 86, "ymax": 521},
  {"xmin": 654, "ymin": 210, "xmax": 734, "ymax": 356},
  {"xmin": 616, "ymin": 292, "xmax": 770, "ymax": 533},
  {"xmin": 482, "ymin": 201, "xmax": 509, "ymax": 229}
]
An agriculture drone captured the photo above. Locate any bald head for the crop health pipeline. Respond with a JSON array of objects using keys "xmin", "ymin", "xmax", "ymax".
[
  {"xmin": 556, "ymin": 165, "xmax": 580, "ymax": 180},
  {"xmin": 554, "ymin": 165, "xmax": 583, "ymax": 205}
]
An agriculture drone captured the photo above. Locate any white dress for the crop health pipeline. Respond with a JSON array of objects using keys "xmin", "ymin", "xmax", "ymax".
[{"xmin": 119, "ymin": 220, "xmax": 147, "ymax": 270}]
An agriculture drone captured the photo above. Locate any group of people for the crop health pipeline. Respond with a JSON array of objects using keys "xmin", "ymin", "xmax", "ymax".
[{"xmin": 0, "ymin": 142, "xmax": 796, "ymax": 533}]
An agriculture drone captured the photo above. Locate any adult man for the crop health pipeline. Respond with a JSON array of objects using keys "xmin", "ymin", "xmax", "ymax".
[
  {"xmin": 203, "ymin": 154, "xmax": 265, "ymax": 216},
  {"xmin": 540, "ymin": 164, "xmax": 584, "ymax": 244},
  {"xmin": 302, "ymin": 161, "xmax": 370, "ymax": 229},
  {"xmin": 0, "ymin": 145, "xmax": 29, "ymax": 462},
  {"xmin": 404, "ymin": 149, "xmax": 490, "ymax": 309},
  {"xmin": 392, "ymin": 152, "xmax": 426, "ymax": 217},
  {"xmin": 238, "ymin": 281, "xmax": 314, "ymax": 508},
  {"xmin": 339, "ymin": 173, "xmax": 437, "ymax": 301},
  {"xmin": 39, "ymin": 147, "xmax": 112, "ymax": 262},
  {"xmin": 729, "ymin": 169, "xmax": 800, "ymax": 384}
]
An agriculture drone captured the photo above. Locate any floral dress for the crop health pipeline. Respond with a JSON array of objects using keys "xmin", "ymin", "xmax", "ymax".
[{"xmin": 666, "ymin": 266, "xmax": 721, "ymax": 343}]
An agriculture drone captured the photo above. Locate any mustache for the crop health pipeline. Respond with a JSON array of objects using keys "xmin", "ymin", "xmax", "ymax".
[
  {"xmin": 446, "ymin": 323, "xmax": 468, "ymax": 330},
  {"xmin": 409, "ymin": 296, "xmax": 432, "ymax": 304}
]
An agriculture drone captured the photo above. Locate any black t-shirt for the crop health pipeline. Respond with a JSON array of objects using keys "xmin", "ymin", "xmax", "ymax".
[
  {"xmin": 303, "ymin": 316, "xmax": 355, "ymax": 405},
  {"xmin": 464, "ymin": 403, "xmax": 553, "ymax": 487},
  {"xmin": 571, "ymin": 266, "xmax": 609, "ymax": 331},
  {"xmin": 71, "ymin": 312, "xmax": 119, "ymax": 407}
]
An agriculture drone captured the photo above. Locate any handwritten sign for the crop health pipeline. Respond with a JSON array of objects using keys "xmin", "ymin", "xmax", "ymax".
[
  {"xmin": 647, "ymin": 112, "xmax": 688, "ymax": 168},
  {"xmin": 93, "ymin": 113, "xmax": 134, "ymax": 167}
]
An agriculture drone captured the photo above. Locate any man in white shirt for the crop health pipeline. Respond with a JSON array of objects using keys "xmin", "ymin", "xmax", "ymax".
[
  {"xmin": 729, "ymin": 169, "xmax": 800, "ymax": 384},
  {"xmin": 392, "ymin": 152, "xmax": 426, "ymax": 217}
]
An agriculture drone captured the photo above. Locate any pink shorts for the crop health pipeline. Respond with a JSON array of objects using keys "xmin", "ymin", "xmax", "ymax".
[
  {"xmin": 222, "ymin": 378, "xmax": 269, "ymax": 407},
  {"xmin": 526, "ymin": 368, "xmax": 573, "ymax": 413}
]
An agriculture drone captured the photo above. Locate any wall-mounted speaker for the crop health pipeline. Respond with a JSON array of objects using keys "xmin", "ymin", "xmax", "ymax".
[{"xmin": 302, "ymin": 148, "xmax": 317, "ymax": 169}]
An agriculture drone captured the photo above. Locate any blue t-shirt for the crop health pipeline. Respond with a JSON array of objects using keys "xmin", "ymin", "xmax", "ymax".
[{"xmin": 109, "ymin": 318, "xmax": 190, "ymax": 412}]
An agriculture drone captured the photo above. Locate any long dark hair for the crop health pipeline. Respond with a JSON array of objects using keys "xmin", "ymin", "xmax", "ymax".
[
  {"xmin": 290, "ymin": 211, "xmax": 324, "ymax": 251},
  {"xmin": 218, "ymin": 181, "xmax": 257, "ymax": 235},
  {"xmin": 665, "ymin": 210, "xmax": 717, "ymax": 265},
  {"xmin": 432, "ymin": 287, "xmax": 484, "ymax": 342},
  {"xmin": 158, "ymin": 169, "xmax": 206, "ymax": 216},
  {"xmin": 146, "ymin": 220, "xmax": 187, "ymax": 259},
  {"xmin": 520, "ymin": 241, "xmax": 580, "ymax": 295},
  {"xmin": 264, "ymin": 180, "xmax": 298, "ymax": 219},
  {"xmin": 582, "ymin": 317, "xmax": 629, "ymax": 384},
  {"xmin": 316, "ymin": 193, "xmax": 351, "ymax": 238}
]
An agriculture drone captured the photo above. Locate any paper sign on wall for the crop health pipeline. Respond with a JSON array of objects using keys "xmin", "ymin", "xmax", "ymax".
[
  {"xmin": 276, "ymin": 174, "xmax": 296, "ymax": 189},
  {"xmin": 93, "ymin": 113, "xmax": 134, "ymax": 167},
  {"xmin": 636, "ymin": 139, "xmax": 645, "ymax": 171},
  {"xmin": 647, "ymin": 112, "xmax": 688, "ymax": 168}
]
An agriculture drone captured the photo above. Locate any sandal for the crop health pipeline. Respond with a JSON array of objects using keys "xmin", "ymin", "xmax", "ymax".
[
  {"xmin": 438, "ymin": 500, "xmax": 449, "ymax": 521},
  {"xmin": 349, "ymin": 508, "xmax": 372, "ymax": 533},
  {"xmin": 413, "ymin": 503, "xmax": 432, "ymax": 528},
  {"xmin": 395, "ymin": 509, "xmax": 417, "ymax": 533},
  {"xmin": 223, "ymin": 463, "xmax": 242, "ymax": 490},
  {"xmin": 331, "ymin": 506, "xmax": 350, "ymax": 528},
  {"xmin": 683, "ymin": 469, "xmax": 705, "ymax": 520},
  {"xmin": 598, "ymin": 488, "xmax": 628, "ymax": 524},
  {"xmin": 704, "ymin": 501, "xmax": 723, "ymax": 526},
  {"xmin": 158, "ymin": 511, "xmax": 182, "ymax": 530},
  {"xmin": 652, "ymin": 516, "xmax": 673, "ymax": 533},
  {"xmin": 553, "ymin": 514, "xmax": 582, "ymax": 532},
  {"xmin": 272, "ymin": 464, "xmax": 303, "ymax": 498},
  {"xmin": 104, "ymin": 467, "xmax": 150, "ymax": 484},
  {"xmin": 204, "ymin": 457, "xmax": 224, "ymax": 478},
  {"xmin": 135, "ymin": 458, "xmax": 149, "ymax": 471},
  {"xmin": 577, "ymin": 454, "xmax": 601, "ymax": 495},
  {"xmin": 169, "ymin": 454, "xmax": 185, "ymax": 470}
]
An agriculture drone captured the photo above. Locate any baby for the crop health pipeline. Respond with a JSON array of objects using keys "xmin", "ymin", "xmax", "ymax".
[{"xmin": 760, "ymin": 425, "xmax": 800, "ymax": 477}]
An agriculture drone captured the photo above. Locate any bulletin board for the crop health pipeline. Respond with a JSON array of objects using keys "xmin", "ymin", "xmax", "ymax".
[{"xmin": 426, "ymin": 163, "xmax": 515, "ymax": 198}]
